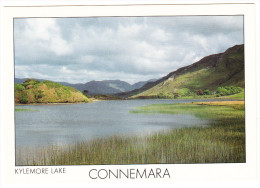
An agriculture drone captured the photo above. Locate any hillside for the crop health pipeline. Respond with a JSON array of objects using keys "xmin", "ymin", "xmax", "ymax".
[
  {"xmin": 15, "ymin": 79, "xmax": 90, "ymax": 104},
  {"xmin": 131, "ymin": 79, "xmax": 157, "ymax": 90},
  {"xmin": 81, "ymin": 80, "xmax": 133, "ymax": 94},
  {"xmin": 130, "ymin": 44, "xmax": 244, "ymax": 99},
  {"xmin": 15, "ymin": 79, "xmax": 157, "ymax": 95}
]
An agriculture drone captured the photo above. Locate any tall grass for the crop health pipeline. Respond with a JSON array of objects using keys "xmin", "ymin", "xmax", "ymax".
[
  {"xmin": 218, "ymin": 92, "xmax": 245, "ymax": 100},
  {"xmin": 15, "ymin": 108, "xmax": 37, "ymax": 112},
  {"xmin": 16, "ymin": 101, "xmax": 245, "ymax": 165}
]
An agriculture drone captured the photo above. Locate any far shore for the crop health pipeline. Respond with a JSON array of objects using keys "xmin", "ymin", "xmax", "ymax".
[
  {"xmin": 15, "ymin": 101, "xmax": 91, "ymax": 106},
  {"xmin": 14, "ymin": 96, "xmax": 242, "ymax": 106}
]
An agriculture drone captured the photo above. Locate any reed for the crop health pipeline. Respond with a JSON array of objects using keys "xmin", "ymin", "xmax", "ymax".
[
  {"xmin": 16, "ymin": 101, "xmax": 245, "ymax": 165},
  {"xmin": 15, "ymin": 108, "xmax": 37, "ymax": 112}
]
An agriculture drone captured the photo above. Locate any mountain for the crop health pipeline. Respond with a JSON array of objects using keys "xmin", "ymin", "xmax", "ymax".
[
  {"xmin": 14, "ymin": 43, "xmax": 243, "ymax": 99},
  {"xmin": 131, "ymin": 79, "xmax": 157, "ymax": 90},
  {"xmin": 15, "ymin": 78, "xmax": 157, "ymax": 95},
  {"xmin": 15, "ymin": 78, "xmax": 27, "ymax": 84},
  {"xmin": 57, "ymin": 80, "xmax": 133, "ymax": 95},
  {"xmin": 80, "ymin": 80, "xmax": 133, "ymax": 95},
  {"xmin": 122, "ymin": 44, "xmax": 244, "ymax": 98},
  {"xmin": 62, "ymin": 79, "xmax": 158, "ymax": 95},
  {"xmin": 15, "ymin": 79, "xmax": 90, "ymax": 104},
  {"xmin": 15, "ymin": 78, "xmax": 46, "ymax": 84}
]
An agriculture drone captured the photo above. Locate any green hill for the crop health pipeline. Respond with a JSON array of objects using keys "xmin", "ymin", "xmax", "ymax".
[
  {"xmin": 131, "ymin": 44, "xmax": 244, "ymax": 99},
  {"xmin": 15, "ymin": 79, "xmax": 91, "ymax": 104}
]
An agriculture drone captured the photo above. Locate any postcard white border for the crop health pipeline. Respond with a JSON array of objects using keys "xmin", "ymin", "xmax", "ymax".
[{"xmin": 0, "ymin": 1, "xmax": 259, "ymax": 188}]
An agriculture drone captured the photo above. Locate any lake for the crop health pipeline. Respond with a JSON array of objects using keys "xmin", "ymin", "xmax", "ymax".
[{"xmin": 15, "ymin": 99, "xmax": 228, "ymax": 148}]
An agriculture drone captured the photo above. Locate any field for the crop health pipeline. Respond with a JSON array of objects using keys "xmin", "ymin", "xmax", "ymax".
[{"xmin": 16, "ymin": 101, "xmax": 245, "ymax": 165}]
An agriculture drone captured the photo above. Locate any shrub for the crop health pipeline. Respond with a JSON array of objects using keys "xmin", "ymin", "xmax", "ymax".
[
  {"xmin": 157, "ymin": 93, "xmax": 167, "ymax": 98},
  {"xmin": 35, "ymin": 90, "xmax": 44, "ymax": 99},
  {"xmin": 15, "ymin": 84, "xmax": 25, "ymax": 91},
  {"xmin": 216, "ymin": 87, "xmax": 228, "ymax": 96},
  {"xmin": 173, "ymin": 93, "xmax": 179, "ymax": 99},
  {"xmin": 150, "ymin": 93, "xmax": 173, "ymax": 99},
  {"xmin": 195, "ymin": 89, "xmax": 204, "ymax": 95},
  {"xmin": 203, "ymin": 89, "xmax": 211, "ymax": 95},
  {"xmin": 22, "ymin": 79, "xmax": 41, "ymax": 88},
  {"xmin": 22, "ymin": 82, "xmax": 30, "ymax": 88},
  {"xmin": 178, "ymin": 88, "xmax": 192, "ymax": 97},
  {"xmin": 26, "ymin": 85, "xmax": 33, "ymax": 89},
  {"xmin": 24, "ymin": 78, "xmax": 36, "ymax": 83},
  {"xmin": 20, "ymin": 91, "xmax": 29, "ymax": 104},
  {"xmin": 34, "ymin": 82, "xmax": 44, "ymax": 88},
  {"xmin": 43, "ymin": 80, "xmax": 62, "ymax": 88},
  {"xmin": 216, "ymin": 86, "xmax": 243, "ymax": 96}
]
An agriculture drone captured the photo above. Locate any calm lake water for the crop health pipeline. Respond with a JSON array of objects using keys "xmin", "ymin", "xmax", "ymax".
[{"xmin": 15, "ymin": 99, "xmax": 228, "ymax": 148}]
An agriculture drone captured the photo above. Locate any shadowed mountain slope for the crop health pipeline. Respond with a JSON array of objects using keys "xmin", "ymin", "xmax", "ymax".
[{"xmin": 116, "ymin": 44, "xmax": 244, "ymax": 98}]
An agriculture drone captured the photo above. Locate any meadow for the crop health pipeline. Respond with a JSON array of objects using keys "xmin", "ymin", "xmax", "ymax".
[{"xmin": 16, "ymin": 101, "xmax": 245, "ymax": 165}]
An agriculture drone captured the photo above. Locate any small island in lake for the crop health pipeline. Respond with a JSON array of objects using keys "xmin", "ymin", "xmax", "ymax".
[{"xmin": 15, "ymin": 79, "xmax": 91, "ymax": 104}]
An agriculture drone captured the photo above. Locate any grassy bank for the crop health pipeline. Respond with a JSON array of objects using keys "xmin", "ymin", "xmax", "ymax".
[
  {"xmin": 218, "ymin": 92, "xmax": 245, "ymax": 100},
  {"xmin": 16, "ymin": 101, "xmax": 245, "ymax": 165},
  {"xmin": 132, "ymin": 91, "xmax": 244, "ymax": 101}
]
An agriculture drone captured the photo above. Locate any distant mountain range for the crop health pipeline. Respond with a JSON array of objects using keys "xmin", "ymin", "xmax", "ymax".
[
  {"xmin": 15, "ymin": 78, "xmax": 157, "ymax": 95},
  {"xmin": 15, "ymin": 78, "xmax": 44, "ymax": 84}
]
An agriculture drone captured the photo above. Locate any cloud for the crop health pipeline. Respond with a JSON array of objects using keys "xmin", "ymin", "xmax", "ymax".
[
  {"xmin": 14, "ymin": 16, "xmax": 243, "ymax": 84},
  {"xmin": 15, "ymin": 18, "xmax": 72, "ymax": 57}
]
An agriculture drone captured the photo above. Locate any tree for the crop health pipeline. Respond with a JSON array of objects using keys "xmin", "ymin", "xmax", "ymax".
[
  {"xmin": 15, "ymin": 83, "xmax": 25, "ymax": 91},
  {"xmin": 20, "ymin": 91, "xmax": 29, "ymax": 104}
]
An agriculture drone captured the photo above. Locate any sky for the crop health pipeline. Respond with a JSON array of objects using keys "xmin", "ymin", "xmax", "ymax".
[{"xmin": 14, "ymin": 16, "xmax": 244, "ymax": 84}]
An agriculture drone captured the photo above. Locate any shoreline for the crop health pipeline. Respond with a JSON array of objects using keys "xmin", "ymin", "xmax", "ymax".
[
  {"xmin": 15, "ymin": 97, "xmax": 241, "ymax": 106},
  {"xmin": 15, "ymin": 101, "xmax": 90, "ymax": 106}
]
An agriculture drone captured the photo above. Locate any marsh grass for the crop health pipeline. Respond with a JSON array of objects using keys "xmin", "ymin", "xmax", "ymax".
[
  {"xmin": 16, "ymin": 101, "xmax": 245, "ymax": 165},
  {"xmin": 218, "ymin": 92, "xmax": 245, "ymax": 100},
  {"xmin": 15, "ymin": 108, "xmax": 37, "ymax": 112}
]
